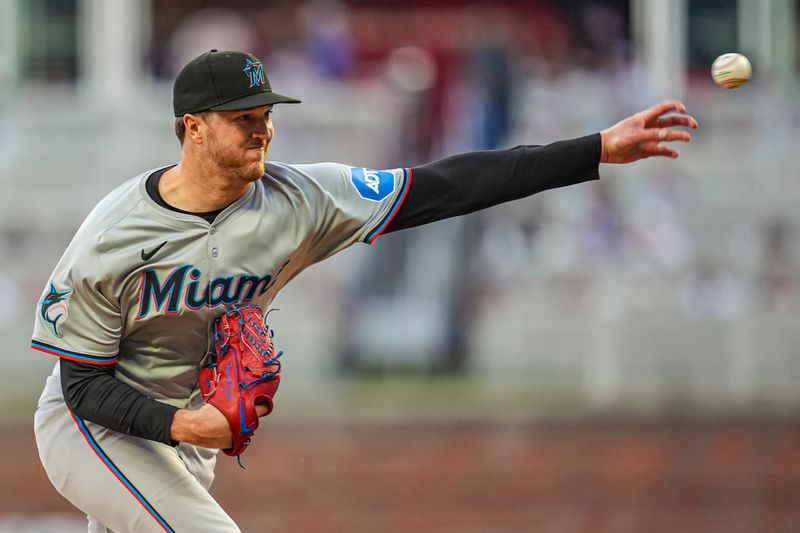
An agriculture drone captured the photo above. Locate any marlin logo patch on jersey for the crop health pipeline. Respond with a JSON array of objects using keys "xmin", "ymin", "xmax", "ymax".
[
  {"xmin": 350, "ymin": 168, "xmax": 395, "ymax": 202},
  {"xmin": 39, "ymin": 282, "xmax": 71, "ymax": 337},
  {"xmin": 243, "ymin": 59, "xmax": 266, "ymax": 88}
]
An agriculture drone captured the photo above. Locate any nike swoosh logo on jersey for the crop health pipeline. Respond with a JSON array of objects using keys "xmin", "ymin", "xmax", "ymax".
[{"xmin": 141, "ymin": 241, "xmax": 167, "ymax": 262}]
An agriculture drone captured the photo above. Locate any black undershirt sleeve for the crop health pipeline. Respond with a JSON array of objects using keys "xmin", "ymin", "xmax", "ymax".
[
  {"xmin": 385, "ymin": 133, "xmax": 601, "ymax": 233},
  {"xmin": 60, "ymin": 353, "xmax": 178, "ymax": 445}
]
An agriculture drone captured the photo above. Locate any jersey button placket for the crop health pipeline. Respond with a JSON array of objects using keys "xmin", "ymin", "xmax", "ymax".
[
  {"xmin": 209, "ymin": 226, "xmax": 219, "ymax": 259},
  {"xmin": 204, "ymin": 226, "xmax": 219, "ymax": 357}
]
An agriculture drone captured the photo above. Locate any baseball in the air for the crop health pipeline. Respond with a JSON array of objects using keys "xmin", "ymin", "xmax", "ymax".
[{"xmin": 711, "ymin": 53, "xmax": 752, "ymax": 89}]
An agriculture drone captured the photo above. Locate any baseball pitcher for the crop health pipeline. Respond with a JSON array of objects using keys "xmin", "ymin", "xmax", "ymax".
[{"xmin": 32, "ymin": 49, "xmax": 697, "ymax": 532}]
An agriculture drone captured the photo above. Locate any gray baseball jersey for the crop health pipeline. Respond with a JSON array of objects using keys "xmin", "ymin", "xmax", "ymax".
[{"xmin": 32, "ymin": 161, "xmax": 410, "ymax": 532}]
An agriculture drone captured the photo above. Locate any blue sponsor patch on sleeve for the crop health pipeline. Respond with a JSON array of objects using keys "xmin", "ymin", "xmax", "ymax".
[{"xmin": 350, "ymin": 168, "xmax": 395, "ymax": 202}]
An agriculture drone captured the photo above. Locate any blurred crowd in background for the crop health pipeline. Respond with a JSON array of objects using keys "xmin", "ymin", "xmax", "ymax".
[{"xmin": 1, "ymin": 0, "xmax": 799, "ymax": 411}]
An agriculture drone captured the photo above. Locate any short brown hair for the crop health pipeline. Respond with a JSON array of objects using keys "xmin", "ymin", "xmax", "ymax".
[{"xmin": 174, "ymin": 117, "xmax": 186, "ymax": 145}]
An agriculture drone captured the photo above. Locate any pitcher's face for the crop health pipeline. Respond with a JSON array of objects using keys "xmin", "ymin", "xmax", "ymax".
[{"xmin": 201, "ymin": 105, "xmax": 275, "ymax": 182}]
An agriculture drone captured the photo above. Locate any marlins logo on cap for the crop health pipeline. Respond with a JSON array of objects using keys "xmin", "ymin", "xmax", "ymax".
[{"xmin": 243, "ymin": 59, "xmax": 266, "ymax": 88}]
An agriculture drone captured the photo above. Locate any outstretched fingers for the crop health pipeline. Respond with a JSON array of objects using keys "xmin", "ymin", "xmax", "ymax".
[
  {"xmin": 642, "ymin": 128, "xmax": 690, "ymax": 159},
  {"xmin": 656, "ymin": 114, "xmax": 699, "ymax": 129},
  {"xmin": 650, "ymin": 128, "xmax": 692, "ymax": 142},
  {"xmin": 640, "ymin": 100, "xmax": 688, "ymax": 122},
  {"xmin": 648, "ymin": 144, "xmax": 681, "ymax": 158},
  {"xmin": 600, "ymin": 100, "xmax": 696, "ymax": 164}
]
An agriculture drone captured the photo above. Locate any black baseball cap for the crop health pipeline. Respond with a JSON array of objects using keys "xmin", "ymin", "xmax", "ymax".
[{"xmin": 173, "ymin": 50, "xmax": 301, "ymax": 117}]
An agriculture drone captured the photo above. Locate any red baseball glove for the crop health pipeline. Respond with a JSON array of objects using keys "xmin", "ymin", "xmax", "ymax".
[{"xmin": 198, "ymin": 304, "xmax": 282, "ymax": 458}]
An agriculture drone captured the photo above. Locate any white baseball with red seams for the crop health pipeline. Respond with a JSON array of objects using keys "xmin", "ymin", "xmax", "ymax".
[{"xmin": 711, "ymin": 53, "xmax": 752, "ymax": 89}]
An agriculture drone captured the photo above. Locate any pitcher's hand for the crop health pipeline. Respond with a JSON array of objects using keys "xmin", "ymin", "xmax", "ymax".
[{"xmin": 600, "ymin": 100, "xmax": 698, "ymax": 164}]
